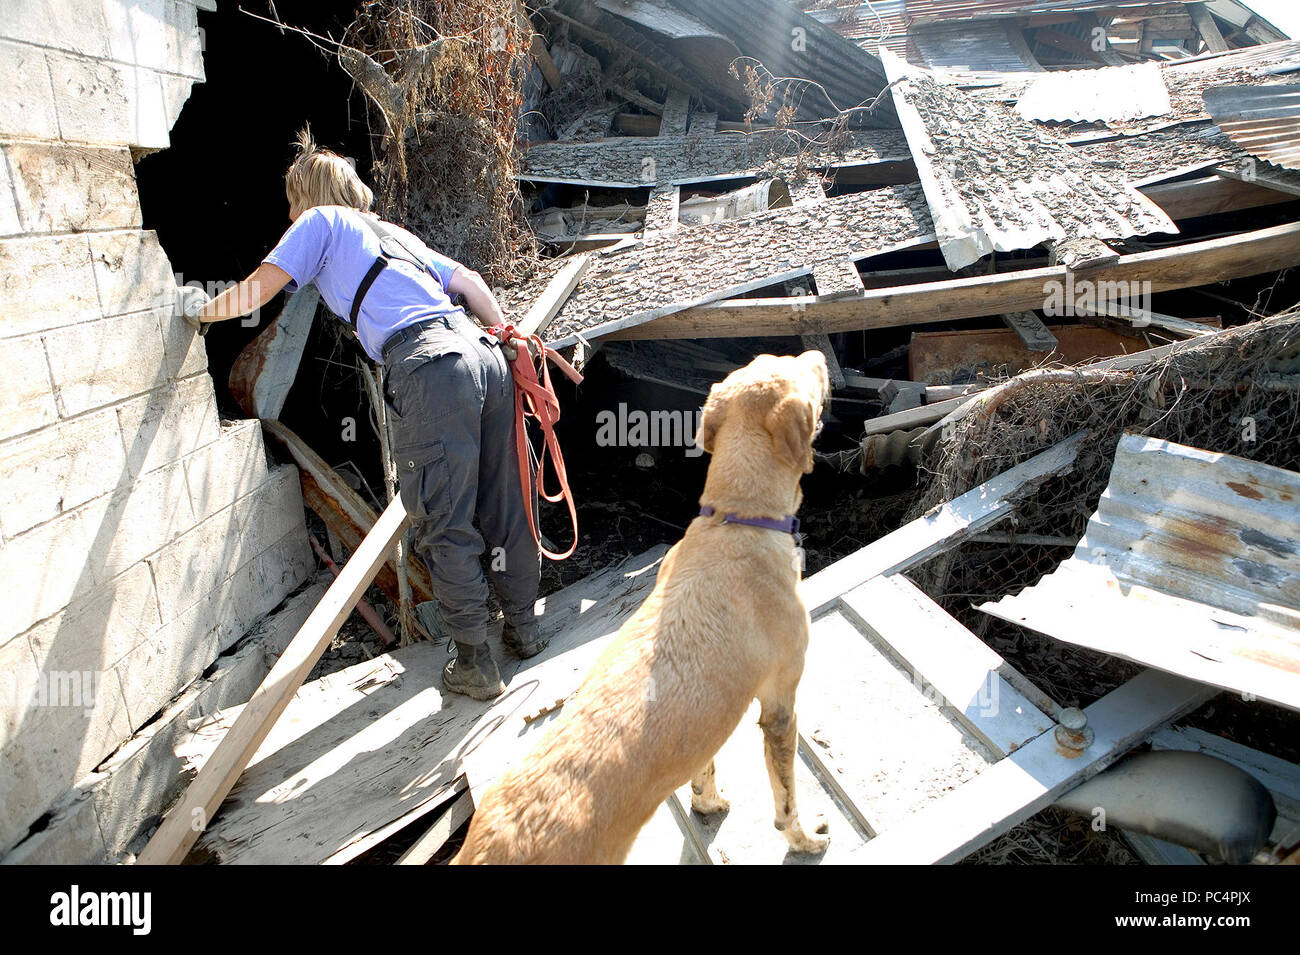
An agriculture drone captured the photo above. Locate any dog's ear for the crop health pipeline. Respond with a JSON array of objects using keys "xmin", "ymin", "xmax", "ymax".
[
  {"xmin": 696, "ymin": 383, "xmax": 729, "ymax": 455},
  {"xmin": 764, "ymin": 392, "xmax": 817, "ymax": 473}
]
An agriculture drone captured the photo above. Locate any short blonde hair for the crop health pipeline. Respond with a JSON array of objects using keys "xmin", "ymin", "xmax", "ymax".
[{"xmin": 285, "ymin": 126, "xmax": 373, "ymax": 213}]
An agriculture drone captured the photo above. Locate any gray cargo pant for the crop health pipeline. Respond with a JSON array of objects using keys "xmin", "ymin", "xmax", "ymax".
[{"xmin": 382, "ymin": 309, "xmax": 541, "ymax": 647}]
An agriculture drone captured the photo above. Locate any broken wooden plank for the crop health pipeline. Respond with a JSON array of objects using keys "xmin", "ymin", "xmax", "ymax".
[
  {"xmin": 518, "ymin": 253, "xmax": 592, "ymax": 338},
  {"xmin": 263, "ymin": 418, "xmax": 434, "ymax": 606},
  {"xmin": 659, "ymin": 90, "xmax": 691, "ymax": 136},
  {"xmin": 847, "ymin": 670, "xmax": 1216, "ymax": 864},
  {"xmin": 799, "ymin": 333, "xmax": 846, "ymax": 389},
  {"xmin": 1189, "ymin": 3, "xmax": 1230, "ymax": 52},
  {"xmin": 1140, "ymin": 172, "xmax": 1296, "ymax": 219},
  {"xmin": 1073, "ymin": 300, "xmax": 1218, "ymax": 338},
  {"xmin": 184, "ymin": 549, "xmax": 665, "ymax": 865},
  {"xmin": 799, "ymin": 431, "xmax": 1088, "ymax": 616},
  {"xmin": 1001, "ymin": 311, "xmax": 1059, "ymax": 352},
  {"xmin": 610, "ymin": 219, "xmax": 1300, "ymax": 340},
  {"xmin": 396, "ymin": 786, "xmax": 474, "ymax": 865},
  {"xmin": 838, "ymin": 575, "xmax": 1053, "ymax": 757},
  {"xmin": 137, "ymin": 494, "xmax": 410, "ymax": 865},
  {"xmin": 227, "ymin": 284, "xmax": 319, "ymax": 420}
]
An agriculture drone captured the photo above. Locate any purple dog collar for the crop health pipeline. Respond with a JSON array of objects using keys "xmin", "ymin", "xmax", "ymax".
[{"xmin": 699, "ymin": 505, "xmax": 801, "ymax": 540}]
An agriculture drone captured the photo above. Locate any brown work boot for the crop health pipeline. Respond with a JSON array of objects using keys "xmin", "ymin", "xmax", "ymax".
[
  {"xmin": 502, "ymin": 619, "xmax": 548, "ymax": 659},
  {"xmin": 443, "ymin": 641, "xmax": 505, "ymax": 700}
]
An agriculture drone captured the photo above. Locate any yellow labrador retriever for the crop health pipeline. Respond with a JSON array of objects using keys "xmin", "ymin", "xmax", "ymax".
[{"xmin": 454, "ymin": 351, "xmax": 831, "ymax": 864}]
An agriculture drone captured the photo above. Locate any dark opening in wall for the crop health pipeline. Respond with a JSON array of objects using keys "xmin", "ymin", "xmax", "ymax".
[{"xmin": 137, "ymin": 0, "xmax": 380, "ymax": 475}]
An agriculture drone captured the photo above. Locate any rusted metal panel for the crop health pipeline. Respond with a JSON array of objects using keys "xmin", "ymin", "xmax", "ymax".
[
  {"xmin": 981, "ymin": 433, "xmax": 1300, "ymax": 711},
  {"xmin": 1203, "ymin": 82, "xmax": 1300, "ymax": 170},
  {"xmin": 670, "ymin": 0, "xmax": 896, "ymax": 125},
  {"xmin": 907, "ymin": 324, "xmax": 1147, "ymax": 383}
]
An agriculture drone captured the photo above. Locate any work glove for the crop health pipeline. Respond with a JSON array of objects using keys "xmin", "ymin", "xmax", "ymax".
[{"xmin": 176, "ymin": 285, "xmax": 213, "ymax": 335}]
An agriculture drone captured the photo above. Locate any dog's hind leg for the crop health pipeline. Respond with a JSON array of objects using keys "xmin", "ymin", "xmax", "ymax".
[
  {"xmin": 758, "ymin": 694, "xmax": 829, "ymax": 854},
  {"xmin": 690, "ymin": 759, "xmax": 729, "ymax": 815}
]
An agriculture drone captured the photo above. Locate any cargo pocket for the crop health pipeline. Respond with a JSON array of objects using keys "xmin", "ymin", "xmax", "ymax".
[{"xmin": 395, "ymin": 440, "xmax": 450, "ymax": 522}]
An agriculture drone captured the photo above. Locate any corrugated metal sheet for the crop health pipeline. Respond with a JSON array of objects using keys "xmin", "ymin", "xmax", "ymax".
[
  {"xmin": 881, "ymin": 49, "xmax": 1176, "ymax": 270},
  {"xmin": 910, "ymin": 20, "xmax": 1042, "ymax": 72},
  {"xmin": 1016, "ymin": 62, "xmax": 1173, "ymax": 122},
  {"xmin": 671, "ymin": 0, "xmax": 895, "ymax": 126},
  {"xmin": 593, "ymin": 0, "xmax": 723, "ymax": 39},
  {"xmin": 1203, "ymin": 82, "xmax": 1300, "ymax": 169},
  {"xmin": 981, "ymin": 433, "xmax": 1300, "ymax": 711},
  {"xmin": 797, "ymin": 1, "xmax": 911, "ymax": 59},
  {"xmin": 903, "ymin": 0, "xmax": 1198, "ymax": 24}
]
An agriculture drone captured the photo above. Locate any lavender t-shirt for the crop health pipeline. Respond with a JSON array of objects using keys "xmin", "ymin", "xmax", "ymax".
[{"xmin": 263, "ymin": 205, "xmax": 464, "ymax": 362}]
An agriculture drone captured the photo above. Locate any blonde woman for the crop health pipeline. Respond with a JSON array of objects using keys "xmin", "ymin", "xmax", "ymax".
[{"xmin": 192, "ymin": 129, "xmax": 543, "ymax": 700}]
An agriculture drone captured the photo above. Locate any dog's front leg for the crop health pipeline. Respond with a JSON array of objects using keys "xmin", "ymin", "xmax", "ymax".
[
  {"xmin": 690, "ymin": 759, "xmax": 730, "ymax": 815},
  {"xmin": 759, "ymin": 698, "xmax": 829, "ymax": 854}
]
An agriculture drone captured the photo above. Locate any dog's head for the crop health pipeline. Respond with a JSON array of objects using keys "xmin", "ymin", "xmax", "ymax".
[{"xmin": 696, "ymin": 351, "xmax": 829, "ymax": 473}]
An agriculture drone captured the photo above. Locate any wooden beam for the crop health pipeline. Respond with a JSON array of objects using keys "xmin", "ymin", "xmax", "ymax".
[
  {"xmin": 1074, "ymin": 301, "xmax": 1218, "ymax": 338},
  {"xmin": 518, "ymin": 253, "xmax": 592, "ymax": 338},
  {"xmin": 1141, "ymin": 173, "xmax": 1298, "ymax": 218},
  {"xmin": 849, "ymin": 670, "xmax": 1216, "ymax": 864},
  {"xmin": 262, "ymin": 419, "xmax": 434, "ymax": 606},
  {"xmin": 606, "ymin": 220, "xmax": 1300, "ymax": 340},
  {"xmin": 1189, "ymin": 3, "xmax": 1230, "ymax": 52},
  {"xmin": 839, "ymin": 575, "xmax": 1054, "ymax": 757},
  {"xmin": 799, "ymin": 431, "xmax": 1089, "ymax": 616},
  {"xmin": 137, "ymin": 495, "xmax": 411, "ymax": 865},
  {"xmin": 396, "ymin": 787, "xmax": 474, "ymax": 865}
]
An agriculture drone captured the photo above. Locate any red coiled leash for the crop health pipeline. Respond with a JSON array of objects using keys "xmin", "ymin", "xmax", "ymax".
[{"xmin": 489, "ymin": 322, "xmax": 583, "ymax": 560}]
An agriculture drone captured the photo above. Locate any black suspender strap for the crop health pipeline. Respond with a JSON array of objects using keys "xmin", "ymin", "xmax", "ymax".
[
  {"xmin": 349, "ymin": 212, "xmax": 438, "ymax": 326},
  {"xmin": 351, "ymin": 255, "xmax": 388, "ymax": 325}
]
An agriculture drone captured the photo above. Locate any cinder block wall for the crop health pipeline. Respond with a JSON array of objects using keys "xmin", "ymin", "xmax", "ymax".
[{"xmin": 0, "ymin": 0, "xmax": 312, "ymax": 857}]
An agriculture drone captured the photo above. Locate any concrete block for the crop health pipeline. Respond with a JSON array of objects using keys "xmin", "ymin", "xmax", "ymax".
[
  {"xmin": 0, "ymin": 662, "xmax": 131, "ymax": 853},
  {"xmin": 0, "ymin": 40, "xmax": 60, "ymax": 140},
  {"xmin": 0, "ymin": 233, "xmax": 99, "ymax": 337},
  {"xmin": 116, "ymin": 373, "xmax": 219, "ymax": 477},
  {"xmin": 0, "ymin": 157, "xmax": 20, "ymax": 237},
  {"xmin": 0, "ymin": 408, "xmax": 126, "ymax": 538},
  {"xmin": 0, "ymin": 497, "xmax": 109, "ymax": 646},
  {"xmin": 94, "ymin": 461, "xmax": 195, "ymax": 582},
  {"xmin": 115, "ymin": 584, "xmax": 222, "ymax": 730},
  {"xmin": 0, "ymin": 336, "xmax": 57, "ymax": 442},
  {"xmin": 25, "ymin": 562, "xmax": 161, "ymax": 675},
  {"xmin": 5, "ymin": 142, "xmax": 139, "ymax": 234},
  {"xmin": 82, "ymin": 581, "xmax": 323, "ymax": 863},
  {"xmin": 0, "ymin": 635, "xmax": 40, "ymax": 751},
  {"xmin": 0, "ymin": 1, "xmax": 111, "ymax": 58},
  {"xmin": 0, "ymin": 788, "xmax": 108, "ymax": 864},
  {"xmin": 89, "ymin": 229, "xmax": 174, "ymax": 319},
  {"xmin": 43, "ymin": 308, "xmax": 168, "ymax": 416},
  {"xmin": 183, "ymin": 420, "xmax": 268, "ymax": 521},
  {"xmin": 46, "ymin": 51, "xmax": 170, "ymax": 149},
  {"xmin": 148, "ymin": 463, "xmax": 304, "ymax": 627},
  {"xmin": 160, "ymin": 71, "xmax": 200, "ymax": 132},
  {"xmin": 159, "ymin": 303, "xmax": 208, "ymax": 379},
  {"xmin": 102, "ymin": 0, "xmax": 204, "ymax": 79}
]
